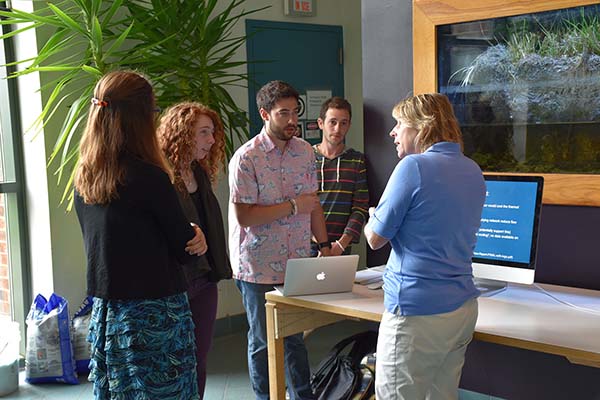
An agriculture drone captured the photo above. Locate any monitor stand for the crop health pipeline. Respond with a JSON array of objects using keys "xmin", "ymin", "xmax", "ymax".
[{"xmin": 474, "ymin": 277, "xmax": 507, "ymax": 297}]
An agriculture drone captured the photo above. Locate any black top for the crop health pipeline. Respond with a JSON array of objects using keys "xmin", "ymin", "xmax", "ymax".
[
  {"xmin": 74, "ymin": 155, "xmax": 197, "ymax": 300},
  {"xmin": 177, "ymin": 163, "xmax": 232, "ymax": 284}
]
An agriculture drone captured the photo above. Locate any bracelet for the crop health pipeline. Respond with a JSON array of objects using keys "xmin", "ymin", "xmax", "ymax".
[
  {"xmin": 318, "ymin": 241, "xmax": 331, "ymax": 250},
  {"xmin": 288, "ymin": 198, "xmax": 298, "ymax": 216},
  {"xmin": 335, "ymin": 240, "xmax": 346, "ymax": 252}
]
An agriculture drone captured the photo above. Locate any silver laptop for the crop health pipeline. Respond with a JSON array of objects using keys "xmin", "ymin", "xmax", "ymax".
[{"xmin": 275, "ymin": 255, "xmax": 359, "ymax": 296}]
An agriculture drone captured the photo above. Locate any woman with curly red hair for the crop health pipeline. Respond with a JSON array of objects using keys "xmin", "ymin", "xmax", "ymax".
[{"xmin": 157, "ymin": 102, "xmax": 232, "ymax": 399}]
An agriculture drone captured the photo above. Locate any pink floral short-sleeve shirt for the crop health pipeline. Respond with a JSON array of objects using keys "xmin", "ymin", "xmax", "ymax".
[{"xmin": 228, "ymin": 129, "xmax": 317, "ymax": 284}]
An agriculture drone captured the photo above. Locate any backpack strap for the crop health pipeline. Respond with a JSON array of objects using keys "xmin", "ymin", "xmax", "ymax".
[
  {"xmin": 347, "ymin": 330, "xmax": 378, "ymax": 365},
  {"xmin": 311, "ymin": 330, "xmax": 376, "ymax": 382}
]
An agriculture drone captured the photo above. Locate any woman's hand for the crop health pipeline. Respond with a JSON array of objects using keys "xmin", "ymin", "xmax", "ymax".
[{"xmin": 185, "ymin": 223, "xmax": 208, "ymax": 256}]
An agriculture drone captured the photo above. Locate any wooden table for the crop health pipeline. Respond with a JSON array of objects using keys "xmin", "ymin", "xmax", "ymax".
[{"xmin": 265, "ymin": 283, "xmax": 600, "ymax": 399}]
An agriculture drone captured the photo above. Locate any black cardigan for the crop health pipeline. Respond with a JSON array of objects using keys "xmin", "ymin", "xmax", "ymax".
[
  {"xmin": 177, "ymin": 163, "xmax": 232, "ymax": 283},
  {"xmin": 75, "ymin": 156, "xmax": 198, "ymax": 300}
]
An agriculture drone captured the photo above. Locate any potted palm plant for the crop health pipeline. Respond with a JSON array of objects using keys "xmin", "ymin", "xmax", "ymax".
[
  {"xmin": 0, "ymin": 0, "xmax": 264, "ymax": 208},
  {"xmin": 121, "ymin": 0, "xmax": 268, "ymax": 155}
]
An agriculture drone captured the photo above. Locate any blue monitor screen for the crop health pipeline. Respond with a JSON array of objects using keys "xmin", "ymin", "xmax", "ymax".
[{"xmin": 473, "ymin": 175, "xmax": 544, "ymax": 269}]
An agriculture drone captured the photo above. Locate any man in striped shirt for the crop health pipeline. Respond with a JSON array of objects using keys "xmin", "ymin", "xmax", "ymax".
[{"xmin": 312, "ymin": 97, "xmax": 369, "ymax": 256}]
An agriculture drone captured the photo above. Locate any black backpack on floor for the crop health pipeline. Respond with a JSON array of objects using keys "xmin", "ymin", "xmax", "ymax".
[{"xmin": 310, "ymin": 330, "xmax": 378, "ymax": 400}]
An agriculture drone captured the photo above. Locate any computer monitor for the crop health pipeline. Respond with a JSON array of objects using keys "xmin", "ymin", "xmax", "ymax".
[{"xmin": 472, "ymin": 174, "xmax": 544, "ymax": 295}]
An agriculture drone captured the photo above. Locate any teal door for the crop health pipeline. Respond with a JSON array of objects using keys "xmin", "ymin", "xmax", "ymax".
[{"xmin": 246, "ymin": 20, "xmax": 344, "ymax": 144}]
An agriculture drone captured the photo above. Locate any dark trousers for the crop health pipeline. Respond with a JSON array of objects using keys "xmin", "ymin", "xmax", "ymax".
[{"xmin": 188, "ymin": 276, "xmax": 219, "ymax": 399}]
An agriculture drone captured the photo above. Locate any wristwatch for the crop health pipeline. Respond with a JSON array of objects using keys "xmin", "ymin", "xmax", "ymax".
[{"xmin": 317, "ymin": 241, "xmax": 331, "ymax": 250}]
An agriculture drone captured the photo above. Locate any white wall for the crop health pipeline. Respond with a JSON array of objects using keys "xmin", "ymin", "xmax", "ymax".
[
  {"xmin": 17, "ymin": 0, "xmax": 363, "ymax": 320},
  {"xmin": 213, "ymin": 0, "xmax": 364, "ymax": 318},
  {"xmin": 14, "ymin": 27, "xmax": 54, "ymax": 302}
]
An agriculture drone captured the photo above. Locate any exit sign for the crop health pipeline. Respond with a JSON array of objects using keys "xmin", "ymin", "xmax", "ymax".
[{"xmin": 284, "ymin": 0, "xmax": 316, "ymax": 17}]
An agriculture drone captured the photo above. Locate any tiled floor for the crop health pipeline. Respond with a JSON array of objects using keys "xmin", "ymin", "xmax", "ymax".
[{"xmin": 2, "ymin": 320, "xmax": 501, "ymax": 400}]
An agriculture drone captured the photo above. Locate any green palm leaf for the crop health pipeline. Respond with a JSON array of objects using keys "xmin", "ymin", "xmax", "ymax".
[
  {"xmin": 122, "ymin": 0, "xmax": 268, "ymax": 157},
  {"xmin": 48, "ymin": 4, "xmax": 89, "ymax": 38},
  {"xmin": 0, "ymin": 22, "xmax": 44, "ymax": 40},
  {"xmin": 103, "ymin": 22, "xmax": 132, "ymax": 60},
  {"xmin": 0, "ymin": 9, "xmax": 62, "ymax": 28}
]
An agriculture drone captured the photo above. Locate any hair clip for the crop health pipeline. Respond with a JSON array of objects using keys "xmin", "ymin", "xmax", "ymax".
[{"xmin": 91, "ymin": 97, "xmax": 108, "ymax": 107}]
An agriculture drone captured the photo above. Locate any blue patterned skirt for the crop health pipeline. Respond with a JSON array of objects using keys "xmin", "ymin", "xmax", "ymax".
[{"xmin": 87, "ymin": 293, "xmax": 199, "ymax": 400}]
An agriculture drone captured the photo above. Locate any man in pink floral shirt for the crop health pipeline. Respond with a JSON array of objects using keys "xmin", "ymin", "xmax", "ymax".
[{"xmin": 229, "ymin": 80, "xmax": 330, "ymax": 400}]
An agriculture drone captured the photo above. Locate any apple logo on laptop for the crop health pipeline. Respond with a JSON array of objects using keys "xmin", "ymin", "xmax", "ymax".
[{"xmin": 316, "ymin": 272, "xmax": 326, "ymax": 281}]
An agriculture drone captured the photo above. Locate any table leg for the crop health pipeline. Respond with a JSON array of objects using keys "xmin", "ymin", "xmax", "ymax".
[{"xmin": 266, "ymin": 301, "xmax": 286, "ymax": 399}]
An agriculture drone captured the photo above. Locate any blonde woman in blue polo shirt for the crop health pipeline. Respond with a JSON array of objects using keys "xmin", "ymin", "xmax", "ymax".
[{"xmin": 364, "ymin": 93, "xmax": 486, "ymax": 400}]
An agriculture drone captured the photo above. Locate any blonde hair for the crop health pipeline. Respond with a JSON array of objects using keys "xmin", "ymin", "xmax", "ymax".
[
  {"xmin": 74, "ymin": 70, "xmax": 172, "ymax": 204},
  {"xmin": 157, "ymin": 102, "xmax": 226, "ymax": 191},
  {"xmin": 392, "ymin": 93, "xmax": 463, "ymax": 153}
]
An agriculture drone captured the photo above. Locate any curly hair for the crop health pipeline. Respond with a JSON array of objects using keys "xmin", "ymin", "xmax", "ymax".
[
  {"xmin": 157, "ymin": 102, "xmax": 226, "ymax": 191},
  {"xmin": 256, "ymin": 80, "xmax": 299, "ymax": 112}
]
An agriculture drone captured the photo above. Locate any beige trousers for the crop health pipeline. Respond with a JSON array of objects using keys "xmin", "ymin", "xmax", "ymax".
[{"xmin": 375, "ymin": 298, "xmax": 478, "ymax": 400}]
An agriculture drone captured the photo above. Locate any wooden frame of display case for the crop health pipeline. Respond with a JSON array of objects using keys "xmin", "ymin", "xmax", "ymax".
[{"xmin": 413, "ymin": 0, "xmax": 600, "ymax": 206}]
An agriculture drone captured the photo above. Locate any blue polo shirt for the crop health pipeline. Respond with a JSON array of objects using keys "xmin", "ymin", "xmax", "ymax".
[{"xmin": 367, "ymin": 142, "xmax": 485, "ymax": 316}]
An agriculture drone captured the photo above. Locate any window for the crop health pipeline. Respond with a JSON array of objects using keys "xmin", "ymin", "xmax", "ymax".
[{"xmin": 0, "ymin": 1, "xmax": 31, "ymax": 338}]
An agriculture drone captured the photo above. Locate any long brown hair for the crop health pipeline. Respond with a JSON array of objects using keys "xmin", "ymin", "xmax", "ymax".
[
  {"xmin": 392, "ymin": 93, "xmax": 463, "ymax": 153},
  {"xmin": 157, "ymin": 102, "xmax": 226, "ymax": 190},
  {"xmin": 74, "ymin": 70, "xmax": 172, "ymax": 204}
]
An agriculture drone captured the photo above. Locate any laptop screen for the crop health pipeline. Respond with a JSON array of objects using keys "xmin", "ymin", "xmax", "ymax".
[{"xmin": 280, "ymin": 255, "xmax": 359, "ymax": 296}]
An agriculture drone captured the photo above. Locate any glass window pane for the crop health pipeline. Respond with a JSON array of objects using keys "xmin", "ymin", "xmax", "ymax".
[
  {"xmin": 437, "ymin": 4, "xmax": 600, "ymax": 173},
  {"xmin": 0, "ymin": 192, "xmax": 26, "ymax": 353},
  {"xmin": 0, "ymin": 193, "xmax": 11, "ymax": 319},
  {"xmin": 0, "ymin": 92, "xmax": 6, "ymax": 183},
  {"xmin": 0, "ymin": 27, "xmax": 15, "ymax": 184},
  {"xmin": 1, "ymin": 8, "xmax": 29, "ymax": 350}
]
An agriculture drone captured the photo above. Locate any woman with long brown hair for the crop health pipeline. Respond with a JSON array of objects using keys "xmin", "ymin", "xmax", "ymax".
[
  {"xmin": 74, "ymin": 71, "xmax": 206, "ymax": 400},
  {"xmin": 157, "ymin": 102, "xmax": 232, "ymax": 399}
]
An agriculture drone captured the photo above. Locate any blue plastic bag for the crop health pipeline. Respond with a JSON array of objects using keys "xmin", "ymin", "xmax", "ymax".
[
  {"xmin": 72, "ymin": 296, "xmax": 93, "ymax": 374},
  {"xmin": 25, "ymin": 293, "xmax": 78, "ymax": 384}
]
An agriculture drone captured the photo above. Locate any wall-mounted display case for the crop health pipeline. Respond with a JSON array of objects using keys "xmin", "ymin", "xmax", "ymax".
[{"xmin": 413, "ymin": 0, "xmax": 600, "ymax": 206}]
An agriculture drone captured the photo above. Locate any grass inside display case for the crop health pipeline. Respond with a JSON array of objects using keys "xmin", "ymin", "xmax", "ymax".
[{"xmin": 414, "ymin": 0, "xmax": 600, "ymax": 206}]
